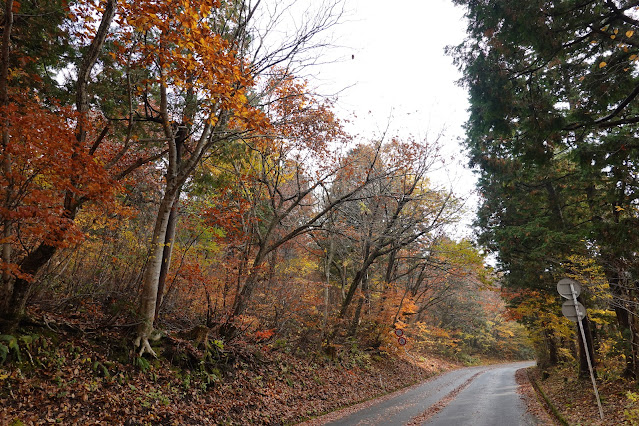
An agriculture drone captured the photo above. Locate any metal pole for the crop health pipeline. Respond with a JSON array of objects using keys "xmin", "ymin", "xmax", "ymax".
[{"xmin": 570, "ymin": 281, "xmax": 604, "ymax": 420}]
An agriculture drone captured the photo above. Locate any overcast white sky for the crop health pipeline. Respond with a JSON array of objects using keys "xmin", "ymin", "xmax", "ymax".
[
  {"xmin": 314, "ymin": 0, "xmax": 469, "ymax": 140},
  {"xmin": 316, "ymin": 0, "xmax": 476, "ymax": 234},
  {"xmin": 259, "ymin": 0, "xmax": 476, "ymax": 236}
]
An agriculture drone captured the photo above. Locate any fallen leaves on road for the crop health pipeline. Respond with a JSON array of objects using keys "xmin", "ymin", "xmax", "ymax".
[
  {"xmin": 406, "ymin": 369, "xmax": 486, "ymax": 425},
  {"xmin": 515, "ymin": 367, "xmax": 559, "ymax": 425}
]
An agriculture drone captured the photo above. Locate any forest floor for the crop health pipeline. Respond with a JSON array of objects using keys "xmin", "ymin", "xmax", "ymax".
[
  {"xmin": 528, "ymin": 364, "xmax": 639, "ymax": 425},
  {"xmin": 0, "ymin": 307, "xmax": 459, "ymax": 425}
]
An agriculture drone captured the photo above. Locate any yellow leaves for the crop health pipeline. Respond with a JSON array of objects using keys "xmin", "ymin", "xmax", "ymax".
[
  {"xmin": 200, "ymin": 3, "xmax": 211, "ymax": 16},
  {"xmin": 627, "ymin": 30, "xmax": 635, "ymax": 38},
  {"xmin": 615, "ymin": 205, "xmax": 625, "ymax": 211},
  {"xmin": 357, "ymin": 201, "xmax": 371, "ymax": 214},
  {"xmin": 599, "ymin": 61, "xmax": 607, "ymax": 68},
  {"xmin": 8, "ymin": 67, "xmax": 27, "ymax": 81},
  {"xmin": 608, "ymin": 28, "xmax": 619, "ymax": 39},
  {"xmin": 401, "ymin": 300, "xmax": 419, "ymax": 315},
  {"xmin": 188, "ymin": 8, "xmax": 200, "ymax": 21},
  {"xmin": 631, "ymin": 54, "xmax": 638, "ymax": 61},
  {"xmin": 116, "ymin": 0, "xmax": 255, "ymax": 123},
  {"xmin": 282, "ymin": 256, "xmax": 316, "ymax": 276},
  {"xmin": 394, "ymin": 320, "xmax": 408, "ymax": 330},
  {"xmin": 588, "ymin": 309, "xmax": 615, "ymax": 325}
]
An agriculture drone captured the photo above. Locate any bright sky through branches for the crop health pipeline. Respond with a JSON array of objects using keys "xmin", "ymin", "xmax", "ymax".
[
  {"xmin": 316, "ymin": 0, "xmax": 475, "ymax": 235},
  {"xmin": 257, "ymin": 0, "xmax": 475, "ymax": 236}
]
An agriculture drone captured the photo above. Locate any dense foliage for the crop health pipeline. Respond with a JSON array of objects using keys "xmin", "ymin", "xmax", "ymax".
[
  {"xmin": 451, "ymin": 0, "xmax": 639, "ymax": 377},
  {"xmin": 0, "ymin": 0, "xmax": 530, "ymax": 384}
]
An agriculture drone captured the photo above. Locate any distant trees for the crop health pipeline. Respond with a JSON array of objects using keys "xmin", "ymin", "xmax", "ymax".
[{"xmin": 321, "ymin": 141, "xmax": 459, "ymax": 335}]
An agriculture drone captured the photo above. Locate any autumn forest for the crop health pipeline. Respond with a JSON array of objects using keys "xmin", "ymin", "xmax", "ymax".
[{"xmin": 2, "ymin": 0, "xmax": 639, "ymax": 424}]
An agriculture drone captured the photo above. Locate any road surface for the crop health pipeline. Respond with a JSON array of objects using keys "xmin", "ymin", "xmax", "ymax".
[{"xmin": 316, "ymin": 361, "xmax": 538, "ymax": 426}]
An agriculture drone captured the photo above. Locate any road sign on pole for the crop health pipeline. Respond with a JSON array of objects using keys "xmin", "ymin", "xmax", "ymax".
[
  {"xmin": 557, "ymin": 278, "xmax": 604, "ymax": 420},
  {"xmin": 561, "ymin": 300, "xmax": 586, "ymax": 322},
  {"xmin": 557, "ymin": 278, "xmax": 581, "ymax": 299}
]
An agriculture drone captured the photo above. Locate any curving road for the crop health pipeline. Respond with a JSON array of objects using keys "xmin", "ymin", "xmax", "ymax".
[
  {"xmin": 426, "ymin": 362, "xmax": 536, "ymax": 426},
  {"xmin": 315, "ymin": 361, "xmax": 538, "ymax": 426}
]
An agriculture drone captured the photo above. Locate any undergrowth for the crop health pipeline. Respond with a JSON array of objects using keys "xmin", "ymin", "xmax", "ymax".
[{"xmin": 0, "ymin": 319, "xmax": 456, "ymax": 425}]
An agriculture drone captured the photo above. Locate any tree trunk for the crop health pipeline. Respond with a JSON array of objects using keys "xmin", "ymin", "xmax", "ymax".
[
  {"xmin": 323, "ymin": 238, "xmax": 334, "ymax": 335},
  {"xmin": 349, "ymin": 274, "xmax": 369, "ymax": 336},
  {"xmin": 544, "ymin": 327, "xmax": 558, "ymax": 368},
  {"xmin": 339, "ymin": 268, "xmax": 366, "ymax": 319},
  {"xmin": 1, "ymin": 243, "xmax": 57, "ymax": 329},
  {"xmin": 349, "ymin": 293, "xmax": 365, "ymax": 337},
  {"xmin": 154, "ymin": 198, "xmax": 179, "ymax": 322},
  {"xmin": 0, "ymin": 198, "xmax": 79, "ymax": 330},
  {"xmin": 219, "ymin": 266, "xmax": 260, "ymax": 339},
  {"xmin": 392, "ymin": 287, "xmax": 411, "ymax": 326},
  {"xmin": 0, "ymin": 0, "xmax": 14, "ymax": 309},
  {"xmin": 338, "ymin": 246, "xmax": 378, "ymax": 320},
  {"xmin": 384, "ymin": 247, "xmax": 397, "ymax": 284},
  {"xmin": 219, "ymin": 242, "xmax": 268, "ymax": 338},
  {"xmin": 229, "ymin": 261, "xmax": 261, "ymax": 320},
  {"xmin": 607, "ymin": 268, "xmax": 637, "ymax": 378},
  {"xmin": 325, "ymin": 260, "xmax": 373, "ymax": 342},
  {"xmin": 154, "ymin": 126, "xmax": 187, "ymax": 321},
  {"xmin": 135, "ymin": 188, "xmax": 178, "ymax": 356}
]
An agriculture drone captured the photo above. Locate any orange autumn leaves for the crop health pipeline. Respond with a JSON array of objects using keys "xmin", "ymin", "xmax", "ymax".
[
  {"xmin": 111, "ymin": 0, "xmax": 264, "ymax": 128},
  {"xmin": 0, "ymin": 100, "xmax": 116, "ymax": 280}
]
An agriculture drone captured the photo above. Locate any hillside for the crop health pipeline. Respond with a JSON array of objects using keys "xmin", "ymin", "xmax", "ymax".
[{"xmin": 1, "ymin": 309, "xmax": 455, "ymax": 425}]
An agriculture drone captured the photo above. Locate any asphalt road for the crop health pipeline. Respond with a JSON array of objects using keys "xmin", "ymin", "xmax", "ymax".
[{"xmin": 321, "ymin": 361, "xmax": 537, "ymax": 426}]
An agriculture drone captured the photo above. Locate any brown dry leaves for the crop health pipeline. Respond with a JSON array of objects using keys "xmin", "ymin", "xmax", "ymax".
[
  {"xmin": 0, "ymin": 321, "xmax": 455, "ymax": 425},
  {"xmin": 515, "ymin": 368, "xmax": 559, "ymax": 425},
  {"xmin": 529, "ymin": 366, "xmax": 632, "ymax": 425}
]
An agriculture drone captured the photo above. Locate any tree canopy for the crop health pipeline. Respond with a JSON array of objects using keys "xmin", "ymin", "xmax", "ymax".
[{"xmin": 452, "ymin": 0, "xmax": 639, "ymax": 376}]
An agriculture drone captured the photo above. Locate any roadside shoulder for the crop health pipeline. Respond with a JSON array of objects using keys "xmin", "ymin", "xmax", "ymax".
[{"xmin": 516, "ymin": 367, "xmax": 562, "ymax": 425}]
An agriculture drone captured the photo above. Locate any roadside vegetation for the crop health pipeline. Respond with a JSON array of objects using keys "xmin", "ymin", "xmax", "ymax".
[{"xmin": 0, "ymin": 310, "xmax": 457, "ymax": 424}]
